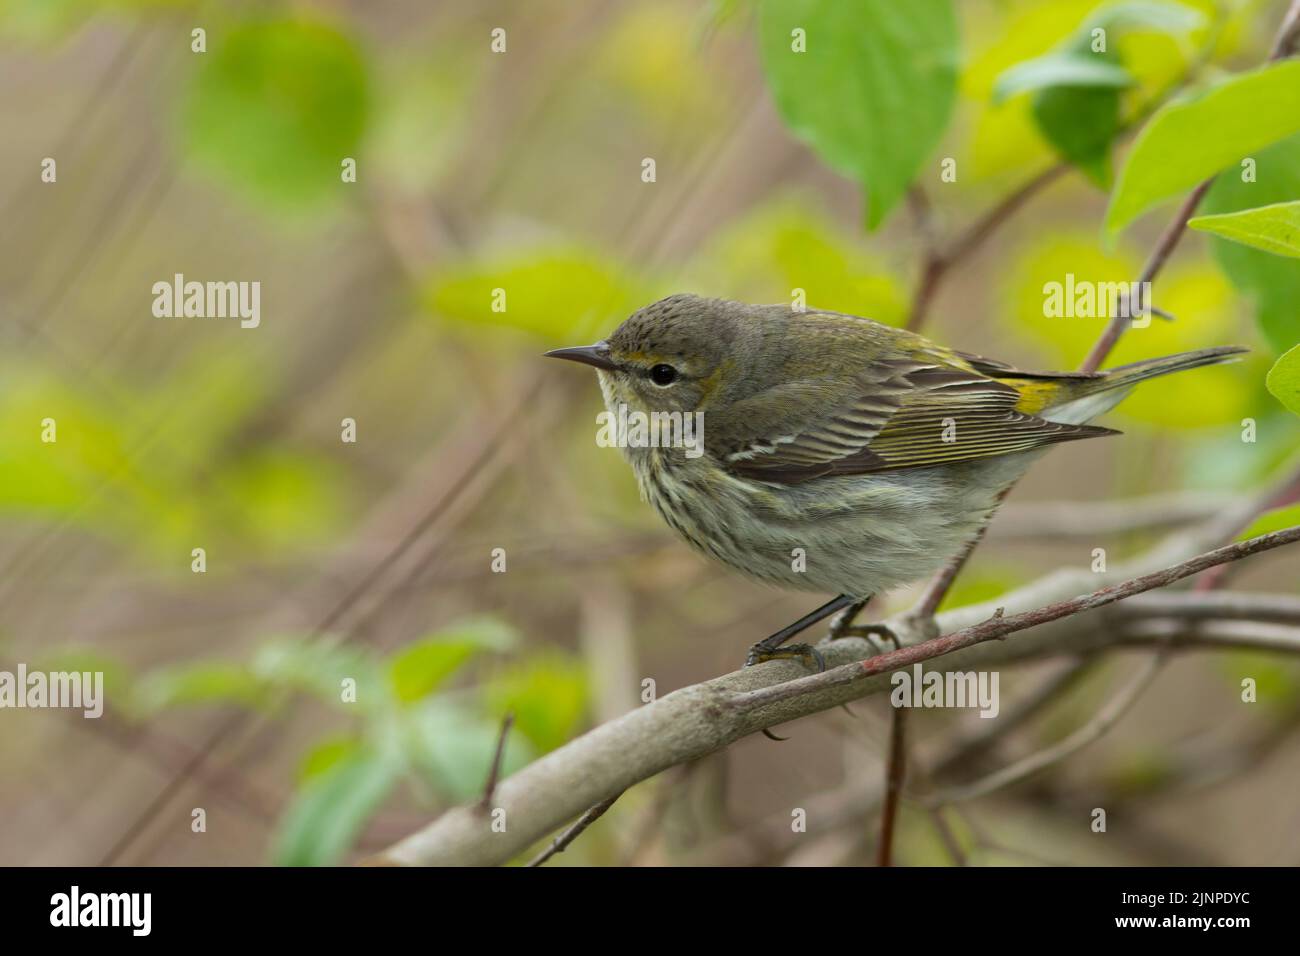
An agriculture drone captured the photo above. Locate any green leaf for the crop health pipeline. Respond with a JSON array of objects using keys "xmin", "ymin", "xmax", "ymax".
[
  {"xmin": 1106, "ymin": 60, "xmax": 1300, "ymax": 234},
  {"xmin": 1189, "ymin": 200, "xmax": 1300, "ymax": 259},
  {"xmin": 387, "ymin": 618, "xmax": 518, "ymax": 704},
  {"xmin": 132, "ymin": 662, "xmax": 267, "ymax": 714},
  {"xmin": 251, "ymin": 639, "xmax": 384, "ymax": 710},
  {"xmin": 695, "ymin": 198, "xmax": 907, "ymax": 323},
  {"xmin": 182, "ymin": 18, "xmax": 369, "ymax": 211},
  {"xmin": 1236, "ymin": 502, "xmax": 1300, "ymax": 541},
  {"xmin": 1091, "ymin": 0, "xmax": 1206, "ymax": 34},
  {"xmin": 997, "ymin": 2, "xmax": 1203, "ymax": 189},
  {"xmin": 40, "ymin": 649, "xmax": 132, "ymax": 713},
  {"xmin": 1200, "ymin": 134, "xmax": 1300, "ymax": 354},
  {"xmin": 936, "ymin": 563, "xmax": 1030, "ymax": 613},
  {"xmin": 272, "ymin": 748, "xmax": 397, "ymax": 866},
  {"xmin": 297, "ymin": 736, "xmax": 363, "ymax": 782},
  {"xmin": 425, "ymin": 247, "xmax": 649, "ymax": 342},
  {"xmin": 1218, "ymin": 651, "xmax": 1300, "ymax": 707},
  {"xmin": 756, "ymin": 0, "xmax": 958, "ymax": 229},
  {"xmin": 400, "ymin": 699, "xmax": 532, "ymax": 801},
  {"xmin": 1266, "ymin": 344, "xmax": 1300, "ymax": 417},
  {"xmin": 483, "ymin": 654, "xmax": 588, "ymax": 753},
  {"xmin": 217, "ymin": 450, "xmax": 347, "ymax": 553},
  {"xmin": 1032, "ymin": 81, "xmax": 1122, "ymax": 187},
  {"xmin": 993, "ymin": 52, "xmax": 1133, "ymax": 103}
]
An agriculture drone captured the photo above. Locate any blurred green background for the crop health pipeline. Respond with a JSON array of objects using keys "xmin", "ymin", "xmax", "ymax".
[{"xmin": 1, "ymin": 0, "xmax": 1298, "ymax": 866}]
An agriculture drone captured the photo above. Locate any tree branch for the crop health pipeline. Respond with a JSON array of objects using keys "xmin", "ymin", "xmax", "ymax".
[
  {"xmin": 376, "ymin": 514, "xmax": 1299, "ymax": 866},
  {"xmin": 732, "ymin": 526, "xmax": 1300, "ymax": 714}
]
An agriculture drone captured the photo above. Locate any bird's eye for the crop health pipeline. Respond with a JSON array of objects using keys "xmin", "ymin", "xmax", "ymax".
[{"xmin": 649, "ymin": 364, "xmax": 678, "ymax": 386}]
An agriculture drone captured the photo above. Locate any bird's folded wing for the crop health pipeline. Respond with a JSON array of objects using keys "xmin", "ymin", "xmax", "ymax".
[{"xmin": 723, "ymin": 360, "xmax": 1117, "ymax": 484}]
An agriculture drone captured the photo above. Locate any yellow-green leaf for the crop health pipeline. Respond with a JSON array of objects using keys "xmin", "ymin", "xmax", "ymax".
[
  {"xmin": 994, "ymin": 52, "xmax": 1133, "ymax": 103},
  {"xmin": 1266, "ymin": 343, "xmax": 1300, "ymax": 416},
  {"xmin": 387, "ymin": 618, "xmax": 516, "ymax": 704},
  {"xmin": 1199, "ymin": 134, "xmax": 1300, "ymax": 354},
  {"xmin": 132, "ymin": 662, "xmax": 267, "ymax": 714},
  {"xmin": 1106, "ymin": 60, "xmax": 1300, "ymax": 234},
  {"xmin": 1189, "ymin": 200, "xmax": 1300, "ymax": 259},
  {"xmin": 1236, "ymin": 502, "xmax": 1300, "ymax": 541},
  {"xmin": 483, "ymin": 654, "xmax": 587, "ymax": 753}
]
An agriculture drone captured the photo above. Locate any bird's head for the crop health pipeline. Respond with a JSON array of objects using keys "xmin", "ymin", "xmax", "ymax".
[{"xmin": 544, "ymin": 293, "xmax": 762, "ymax": 417}]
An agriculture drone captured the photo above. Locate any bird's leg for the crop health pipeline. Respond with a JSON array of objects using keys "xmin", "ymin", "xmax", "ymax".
[
  {"xmin": 744, "ymin": 593, "xmax": 855, "ymax": 672},
  {"xmin": 747, "ymin": 594, "xmax": 856, "ymax": 741},
  {"xmin": 829, "ymin": 597, "xmax": 870, "ymax": 636},
  {"xmin": 829, "ymin": 595, "xmax": 902, "ymax": 652}
]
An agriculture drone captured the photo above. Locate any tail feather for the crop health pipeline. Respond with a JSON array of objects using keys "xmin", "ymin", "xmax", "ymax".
[
  {"xmin": 1040, "ymin": 345, "xmax": 1247, "ymax": 425},
  {"xmin": 1096, "ymin": 345, "xmax": 1248, "ymax": 391}
]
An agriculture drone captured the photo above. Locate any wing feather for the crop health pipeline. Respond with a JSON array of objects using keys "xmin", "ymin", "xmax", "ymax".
[{"xmin": 724, "ymin": 360, "xmax": 1116, "ymax": 484}]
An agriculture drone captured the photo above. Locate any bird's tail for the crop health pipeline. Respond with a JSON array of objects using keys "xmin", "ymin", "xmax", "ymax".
[
  {"xmin": 1041, "ymin": 346, "xmax": 1247, "ymax": 425},
  {"xmin": 1092, "ymin": 345, "xmax": 1248, "ymax": 391}
]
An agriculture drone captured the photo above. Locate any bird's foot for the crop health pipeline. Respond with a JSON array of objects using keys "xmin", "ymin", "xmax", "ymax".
[
  {"xmin": 830, "ymin": 621, "xmax": 902, "ymax": 652},
  {"xmin": 745, "ymin": 642, "xmax": 827, "ymax": 739},
  {"xmin": 744, "ymin": 641, "xmax": 826, "ymax": 673}
]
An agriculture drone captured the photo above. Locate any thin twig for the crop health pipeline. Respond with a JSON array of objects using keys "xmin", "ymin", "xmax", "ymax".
[
  {"xmin": 876, "ymin": 707, "xmax": 908, "ymax": 866},
  {"xmin": 906, "ymin": 164, "xmax": 1068, "ymax": 331},
  {"xmin": 932, "ymin": 656, "xmax": 1100, "ymax": 779},
  {"xmin": 928, "ymin": 651, "xmax": 1167, "ymax": 805},
  {"xmin": 480, "ymin": 713, "xmax": 515, "ymax": 811},
  {"xmin": 1079, "ymin": 181, "xmax": 1213, "ymax": 373},
  {"xmin": 527, "ymin": 792, "xmax": 625, "ymax": 867},
  {"xmin": 927, "ymin": 808, "xmax": 969, "ymax": 867}
]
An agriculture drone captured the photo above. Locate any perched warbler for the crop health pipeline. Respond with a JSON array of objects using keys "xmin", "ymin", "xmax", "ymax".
[{"xmin": 546, "ymin": 294, "xmax": 1244, "ymax": 669}]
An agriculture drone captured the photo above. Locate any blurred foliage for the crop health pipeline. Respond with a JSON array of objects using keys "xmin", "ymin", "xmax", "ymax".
[
  {"xmin": 1266, "ymin": 344, "xmax": 1300, "ymax": 415},
  {"xmin": 693, "ymin": 198, "xmax": 907, "ymax": 322},
  {"xmin": 182, "ymin": 17, "xmax": 369, "ymax": 212},
  {"xmin": 425, "ymin": 246, "xmax": 655, "ymax": 343},
  {"xmin": 368, "ymin": 49, "xmax": 480, "ymax": 195},
  {"xmin": 0, "ymin": 0, "xmax": 192, "ymax": 43},
  {"xmin": 598, "ymin": 4, "xmax": 727, "ymax": 126},
  {"xmin": 388, "ymin": 618, "xmax": 517, "ymax": 703},
  {"xmin": 272, "ymin": 747, "xmax": 399, "ymax": 867},
  {"xmin": 1219, "ymin": 650, "xmax": 1300, "ymax": 706},
  {"xmin": 963, "ymin": 0, "xmax": 1098, "ymax": 182},
  {"xmin": 1237, "ymin": 501, "xmax": 1300, "ymax": 540},
  {"xmin": 101, "ymin": 616, "xmax": 583, "ymax": 865},
  {"xmin": 0, "ymin": 361, "xmax": 349, "ymax": 559},
  {"xmin": 936, "ymin": 561, "xmax": 1034, "ymax": 613}
]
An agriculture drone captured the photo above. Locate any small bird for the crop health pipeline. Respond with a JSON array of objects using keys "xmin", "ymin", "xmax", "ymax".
[{"xmin": 546, "ymin": 294, "xmax": 1245, "ymax": 670}]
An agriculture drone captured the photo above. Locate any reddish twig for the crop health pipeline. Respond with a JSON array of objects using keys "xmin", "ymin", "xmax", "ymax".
[
  {"xmin": 876, "ymin": 707, "xmax": 908, "ymax": 866},
  {"xmin": 906, "ymin": 164, "xmax": 1069, "ymax": 331}
]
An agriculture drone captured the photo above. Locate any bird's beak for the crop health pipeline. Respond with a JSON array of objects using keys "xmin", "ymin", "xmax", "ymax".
[{"xmin": 543, "ymin": 342, "xmax": 618, "ymax": 372}]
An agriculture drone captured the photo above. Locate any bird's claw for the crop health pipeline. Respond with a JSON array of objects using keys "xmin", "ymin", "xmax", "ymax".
[
  {"xmin": 744, "ymin": 641, "xmax": 826, "ymax": 673},
  {"xmin": 831, "ymin": 621, "xmax": 902, "ymax": 652}
]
